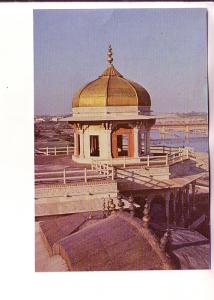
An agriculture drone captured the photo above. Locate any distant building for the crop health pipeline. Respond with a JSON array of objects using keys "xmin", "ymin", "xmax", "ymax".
[
  {"xmin": 34, "ymin": 117, "xmax": 45, "ymax": 123},
  {"xmin": 51, "ymin": 117, "xmax": 59, "ymax": 122}
]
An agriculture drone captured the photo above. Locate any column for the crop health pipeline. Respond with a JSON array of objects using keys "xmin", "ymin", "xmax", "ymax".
[
  {"xmin": 84, "ymin": 130, "xmax": 90, "ymax": 158},
  {"xmin": 146, "ymin": 130, "xmax": 150, "ymax": 154},
  {"xmin": 180, "ymin": 188, "xmax": 185, "ymax": 227},
  {"xmin": 73, "ymin": 132, "xmax": 78, "ymax": 156},
  {"xmin": 99, "ymin": 128, "xmax": 112, "ymax": 160},
  {"xmin": 186, "ymin": 185, "xmax": 190, "ymax": 222},
  {"xmin": 144, "ymin": 129, "xmax": 150, "ymax": 155},
  {"xmin": 106, "ymin": 129, "xmax": 112, "ymax": 159},
  {"xmin": 173, "ymin": 189, "xmax": 177, "ymax": 226},
  {"xmin": 192, "ymin": 181, "xmax": 196, "ymax": 212},
  {"xmin": 144, "ymin": 130, "xmax": 148, "ymax": 155},
  {"xmin": 165, "ymin": 191, "xmax": 170, "ymax": 229},
  {"xmin": 138, "ymin": 128, "xmax": 143, "ymax": 156},
  {"xmin": 79, "ymin": 129, "xmax": 84, "ymax": 158},
  {"xmin": 133, "ymin": 127, "xmax": 139, "ymax": 158}
]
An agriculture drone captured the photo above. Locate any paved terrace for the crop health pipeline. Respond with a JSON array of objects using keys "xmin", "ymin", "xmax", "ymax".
[
  {"xmin": 35, "ymin": 152, "xmax": 207, "ymax": 190},
  {"xmin": 34, "ymin": 151, "xmax": 208, "ymax": 217}
]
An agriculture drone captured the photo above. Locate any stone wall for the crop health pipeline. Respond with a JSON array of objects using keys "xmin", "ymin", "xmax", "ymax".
[
  {"xmin": 115, "ymin": 165, "xmax": 170, "ymax": 181},
  {"xmin": 35, "ymin": 181, "xmax": 118, "ymax": 216}
]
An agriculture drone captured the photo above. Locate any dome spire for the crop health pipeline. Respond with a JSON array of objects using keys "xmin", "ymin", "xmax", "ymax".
[{"xmin": 107, "ymin": 44, "xmax": 113, "ymax": 64}]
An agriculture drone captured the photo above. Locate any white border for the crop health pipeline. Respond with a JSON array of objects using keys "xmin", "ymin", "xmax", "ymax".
[{"xmin": 0, "ymin": 2, "xmax": 213, "ymax": 300}]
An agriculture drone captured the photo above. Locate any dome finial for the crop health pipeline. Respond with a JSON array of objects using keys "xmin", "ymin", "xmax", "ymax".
[{"xmin": 107, "ymin": 44, "xmax": 113, "ymax": 64}]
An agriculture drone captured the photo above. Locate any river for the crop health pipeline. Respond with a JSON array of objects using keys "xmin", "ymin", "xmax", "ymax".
[{"xmin": 149, "ymin": 130, "xmax": 209, "ymax": 153}]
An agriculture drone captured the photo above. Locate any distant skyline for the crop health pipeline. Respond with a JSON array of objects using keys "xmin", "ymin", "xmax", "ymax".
[{"xmin": 34, "ymin": 9, "xmax": 208, "ymax": 115}]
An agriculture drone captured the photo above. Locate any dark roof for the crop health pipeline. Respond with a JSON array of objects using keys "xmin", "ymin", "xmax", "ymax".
[
  {"xmin": 40, "ymin": 212, "xmax": 173, "ymax": 271},
  {"xmin": 39, "ymin": 212, "xmax": 103, "ymax": 255}
]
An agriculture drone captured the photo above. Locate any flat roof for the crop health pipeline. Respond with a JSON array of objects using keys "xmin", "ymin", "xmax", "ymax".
[{"xmin": 60, "ymin": 114, "xmax": 156, "ymax": 122}]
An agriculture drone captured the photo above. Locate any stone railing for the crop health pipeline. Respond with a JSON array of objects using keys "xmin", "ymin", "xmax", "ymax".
[
  {"xmin": 35, "ymin": 146, "xmax": 74, "ymax": 156},
  {"xmin": 140, "ymin": 147, "xmax": 194, "ymax": 167},
  {"xmin": 35, "ymin": 166, "xmax": 113, "ymax": 185},
  {"xmin": 91, "ymin": 146, "xmax": 195, "ymax": 168},
  {"xmin": 91, "ymin": 160, "xmax": 114, "ymax": 180}
]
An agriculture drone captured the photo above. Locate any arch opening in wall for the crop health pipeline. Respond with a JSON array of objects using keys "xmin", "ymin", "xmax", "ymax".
[
  {"xmin": 111, "ymin": 126, "xmax": 134, "ymax": 158},
  {"xmin": 90, "ymin": 135, "xmax": 100, "ymax": 157}
]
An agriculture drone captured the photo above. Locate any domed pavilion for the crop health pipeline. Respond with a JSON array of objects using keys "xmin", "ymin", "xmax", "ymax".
[{"xmin": 67, "ymin": 45, "xmax": 156, "ymax": 164}]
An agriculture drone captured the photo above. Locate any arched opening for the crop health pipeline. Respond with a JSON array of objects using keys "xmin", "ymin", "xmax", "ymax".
[
  {"xmin": 111, "ymin": 126, "xmax": 134, "ymax": 158},
  {"xmin": 77, "ymin": 134, "xmax": 80, "ymax": 156},
  {"xmin": 90, "ymin": 135, "xmax": 100, "ymax": 157}
]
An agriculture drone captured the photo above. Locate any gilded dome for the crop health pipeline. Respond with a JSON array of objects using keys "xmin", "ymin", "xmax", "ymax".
[{"xmin": 72, "ymin": 46, "xmax": 151, "ymax": 108}]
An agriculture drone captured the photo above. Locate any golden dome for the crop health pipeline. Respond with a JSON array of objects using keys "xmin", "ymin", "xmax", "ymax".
[{"xmin": 72, "ymin": 46, "xmax": 151, "ymax": 108}]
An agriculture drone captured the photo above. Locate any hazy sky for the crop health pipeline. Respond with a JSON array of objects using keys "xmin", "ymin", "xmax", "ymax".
[{"xmin": 34, "ymin": 9, "xmax": 208, "ymax": 115}]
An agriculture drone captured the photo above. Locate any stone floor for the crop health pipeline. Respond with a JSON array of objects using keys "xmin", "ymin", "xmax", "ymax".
[{"xmin": 35, "ymin": 155, "xmax": 90, "ymax": 172}]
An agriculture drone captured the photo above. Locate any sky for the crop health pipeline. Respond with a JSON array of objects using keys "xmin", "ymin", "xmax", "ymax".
[{"xmin": 34, "ymin": 9, "xmax": 208, "ymax": 115}]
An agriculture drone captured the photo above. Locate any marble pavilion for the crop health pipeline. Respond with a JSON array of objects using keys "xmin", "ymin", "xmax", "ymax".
[{"xmin": 66, "ymin": 45, "xmax": 156, "ymax": 164}]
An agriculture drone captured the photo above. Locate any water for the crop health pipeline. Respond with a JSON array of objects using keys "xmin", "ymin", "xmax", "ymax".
[{"xmin": 149, "ymin": 130, "xmax": 209, "ymax": 153}]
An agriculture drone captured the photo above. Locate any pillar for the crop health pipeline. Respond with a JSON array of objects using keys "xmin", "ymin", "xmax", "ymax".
[
  {"xmin": 180, "ymin": 188, "xmax": 185, "ymax": 227},
  {"xmin": 186, "ymin": 185, "xmax": 190, "ymax": 222},
  {"xmin": 172, "ymin": 190, "xmax": 178, "ymax": 226},
  {"xmin": 79, "ymin": 129, "xmax": 84, "ymax": 158},
  {"xmin": 106, "ymin": 129, "xmax": 112, "ymax": 159},
  {"xmin": 165, "ymin": 191, "xmax": 170, "ymax": 229},
  {"xmin": 73, "ymin": 132, "xmax": 78, "ymax": 156},
  {"xmin": 85, "ymin": 130, "xmax": 91, "ymax": 158},
  {"xmin": 143, "ymin": 130, "xmax": 150, "ymax": 155},
  {"xmin": 138, "ymin": 128, "xmax": 143, "ymax": 156},
  {"xmin": 133, "ymin": 127, "xmax": 139, "ymax": 158},
  {"xmin": 192, "ymin": 181, "xmax": 196, "ymax": 212},
  {"xmin": 146, "ymin": 130, "xmax": 150, "ymax": 154},
  {"xmin": 99, "ymin": 128, "xmax": 112, "ymax": 160}
]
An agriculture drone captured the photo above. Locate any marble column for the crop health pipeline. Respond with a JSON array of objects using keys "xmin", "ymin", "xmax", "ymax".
[
  {"xmin": 146, "ymin": 130, "xmax": 150, "ymax": 154},
  {"xmin": 106, "ymin": 129, "xmax": 112, "ymax": 159},
  {"xmin": 186, "ymin": 185, "xmax": 190, "ymax": 222},
  {"xmin": 144, "ymin": 129, "xmax": 151, "ymax": 155},
  {"xmin": 180, "ymin": 188, "xmax": 185, "ymax": 227},
  {"xmin": 99, "ymin": 128, "xmax": 111, "ymax": 160},
  {"xmin": 73, "ymin": 132, "xmax": 78, "ymax": 156},
  {"xmin": 192, "ymin": 181, "xmax": 196, "ymax": 212},
  {"xmin": 79, "ymin": 129, "xmax": 84, "ymax": 158},
  {"xmin": 173, "ymin": 189, "xmax": 177, "ymax": 226},
  {"xmin": 143, "ymin": 130, "xmax": 148, "ymax": 155},
  {"xmin": 133, "ymin": 127, "xmax": 139, "ymax": 158},
  {"xmin": 138, "ymin": 128, "xmax": 143, "ymax": 156},
  {"xmin": 165, "ymin": 191, "xmax": 170, "ymax": 229}
]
